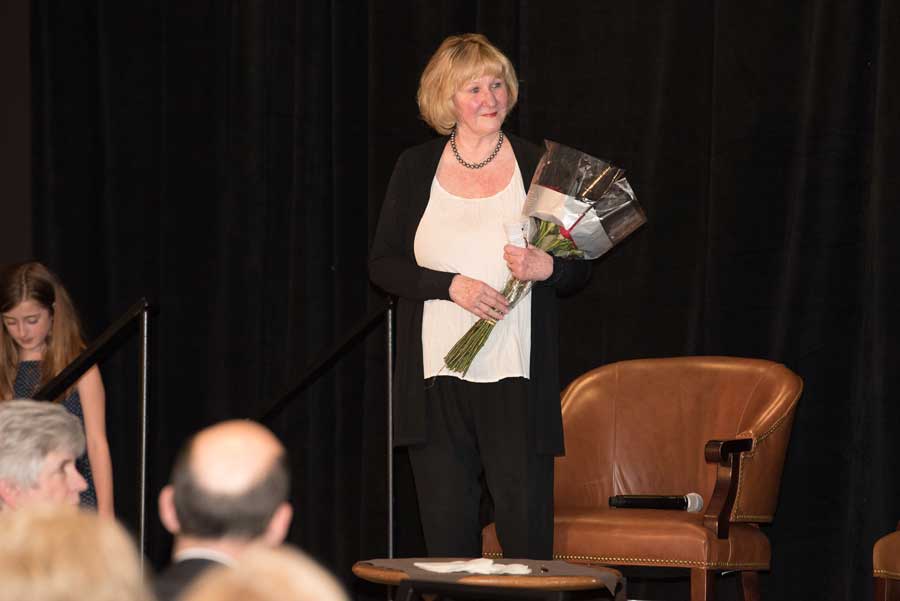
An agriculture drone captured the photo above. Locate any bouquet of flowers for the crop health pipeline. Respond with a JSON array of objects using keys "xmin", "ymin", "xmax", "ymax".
[{"xmin": 444, "ymin": 140, "xmax": 647, "ymax": 375}]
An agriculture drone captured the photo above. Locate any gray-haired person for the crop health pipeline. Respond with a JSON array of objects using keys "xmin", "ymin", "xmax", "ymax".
[{"xmin": 0, "ymin": 399, "xmax": 88, "ymax": 510}]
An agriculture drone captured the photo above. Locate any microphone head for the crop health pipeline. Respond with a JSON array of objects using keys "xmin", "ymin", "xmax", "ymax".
[{"xmin": 685, "ymin": 492, "xmax": 704, "ymax": 513}]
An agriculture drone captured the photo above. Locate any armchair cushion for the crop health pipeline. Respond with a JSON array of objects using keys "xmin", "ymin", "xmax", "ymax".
[{"xmin": 483, "ymin": 509, "xmax": 769, "ymax": 570}]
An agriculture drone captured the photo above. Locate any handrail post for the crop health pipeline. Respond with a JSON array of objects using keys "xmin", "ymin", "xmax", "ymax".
[
  {"xmin": 138, "ymin": 306, "xmax": 150, "ymax": 568},
  {"xmin": 386, "ymin": 300, "xmax": 394, "ymax": 559}
]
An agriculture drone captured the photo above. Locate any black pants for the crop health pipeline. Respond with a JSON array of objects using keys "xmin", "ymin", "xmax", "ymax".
[{"xmin": 408, "ymin": 377, "xmax": 554, "ymax": 559}]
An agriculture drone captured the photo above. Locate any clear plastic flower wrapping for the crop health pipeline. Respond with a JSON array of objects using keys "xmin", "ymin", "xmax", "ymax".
[{"xmin": 523, "ymin": 140, "xmax": 647, "ymax": 259}]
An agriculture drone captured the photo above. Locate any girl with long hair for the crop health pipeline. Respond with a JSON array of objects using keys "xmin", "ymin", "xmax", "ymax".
[{"xmin": 0, "ymin": 262, "xmax": 114, "ymax": 516}]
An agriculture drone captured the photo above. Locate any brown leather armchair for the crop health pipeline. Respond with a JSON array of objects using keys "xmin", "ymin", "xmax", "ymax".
[
  {"xmin": 483, "ymin": 356, "xmax": 802, "ymax": 601},
  {"xmin": 874, "ymin": 525, "xmax": 900, "ymax": 600}
]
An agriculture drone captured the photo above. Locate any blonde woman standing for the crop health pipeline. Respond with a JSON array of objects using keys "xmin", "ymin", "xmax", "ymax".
[{"xmin": 370, "ymin": 34, "xmax": 590, "ymax": 558}]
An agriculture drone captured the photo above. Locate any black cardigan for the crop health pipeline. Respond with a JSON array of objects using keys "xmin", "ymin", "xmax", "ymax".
[{"xmin": 369, "ymin": 133, "xmax": 590, "ymax": 455}]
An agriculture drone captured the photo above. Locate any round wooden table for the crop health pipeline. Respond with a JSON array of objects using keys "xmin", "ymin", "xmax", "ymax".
[{"xmin": 353, "ymin": 558, "xmax": 624, "ymax": 600}]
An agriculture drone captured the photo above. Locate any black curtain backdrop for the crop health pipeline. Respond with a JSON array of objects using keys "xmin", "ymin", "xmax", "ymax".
[{"xmin": 29, "ymin": 2, "xmax": 899, "ymax": 600}]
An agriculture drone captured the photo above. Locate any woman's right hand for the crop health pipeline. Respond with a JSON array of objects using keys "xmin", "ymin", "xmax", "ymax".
[{"xmin": 449, "ymin": 275, "xmax": 509, "ymax": 321}]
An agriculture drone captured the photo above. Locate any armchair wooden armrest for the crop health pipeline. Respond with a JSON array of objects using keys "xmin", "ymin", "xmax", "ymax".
[{"xmin": 703, "ymin": 438, "xmax": 753, "ymax": 539}]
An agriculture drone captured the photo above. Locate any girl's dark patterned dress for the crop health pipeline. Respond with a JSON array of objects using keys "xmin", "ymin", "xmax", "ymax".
[{"xmin": 13, "ymin": 360, "xmax": 97, "ymax": 508}]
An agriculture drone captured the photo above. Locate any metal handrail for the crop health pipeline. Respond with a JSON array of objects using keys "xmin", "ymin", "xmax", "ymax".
[
  {"xmin": 33, "ymin": 297, "xmax": 152, "ymax": 566},
  {"xmin": 258, "ymin": 296, "xmax": 395, "ymax": 557},
  {"xmin": 33, "ymin": 298, "xmax": 150, "ymax": 401},
  {"xmin": 259, "ymin": 298, "xmax": 393, "ymax": 422},
  {"xmin": 30, "ymin": 294, "xmax": 395, "ymax": 561}
]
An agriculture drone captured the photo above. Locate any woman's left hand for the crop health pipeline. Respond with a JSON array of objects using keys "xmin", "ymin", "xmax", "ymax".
[{"xmin": 503, "ymin": 244, "xmax": 553, "ymax": 282}]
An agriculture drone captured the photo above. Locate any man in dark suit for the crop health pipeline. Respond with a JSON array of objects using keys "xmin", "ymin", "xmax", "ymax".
[{"xmin": 154, "ymin": 420, "xmax": 293, "ymax": 601}]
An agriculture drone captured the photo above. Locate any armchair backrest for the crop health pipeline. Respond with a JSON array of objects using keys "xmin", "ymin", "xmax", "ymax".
[{"xmin": 554, "ymin": 356, "xmax": 802, "ymax": 523}]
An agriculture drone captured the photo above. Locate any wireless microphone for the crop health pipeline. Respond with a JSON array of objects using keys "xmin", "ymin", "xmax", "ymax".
[{"xmin": 608, "ymin": 492, "xmax": 704, "ymax": 513}]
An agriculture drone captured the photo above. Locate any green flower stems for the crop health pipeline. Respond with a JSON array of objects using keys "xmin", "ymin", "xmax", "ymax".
[{"xmin": 443, "ymin": 221, "xmax": 581, "ymax": 376}]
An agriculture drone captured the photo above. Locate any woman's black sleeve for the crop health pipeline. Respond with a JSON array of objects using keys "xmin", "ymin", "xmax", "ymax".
[
  {"xmin": 538, "ymin": 256, "xmax": 592, "ymax": 296},
  {"xmin": 368, "ymin": 151, "xmax": 456, "ymax": 301}
]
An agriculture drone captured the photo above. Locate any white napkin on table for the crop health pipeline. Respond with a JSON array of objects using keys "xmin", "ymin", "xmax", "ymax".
[{"xmin": 413, "ymin": 558, "xmax": 531, "ymax": 575}]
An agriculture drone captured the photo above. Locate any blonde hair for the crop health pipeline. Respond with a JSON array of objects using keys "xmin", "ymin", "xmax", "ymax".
[
  {"xmin": 0, "ymin": 506, "xmax": 153, "ymax": 601},
  {"xmin": 417, "ymin": 33, "xmax": 519, "ymax": 135},
  {"xmin": 181, "ymin": 545, "xmax": 348, "ymax": 601},
  {"xmin": 0, "ymin": 262, "xmax": 86, "ymax": 401}
]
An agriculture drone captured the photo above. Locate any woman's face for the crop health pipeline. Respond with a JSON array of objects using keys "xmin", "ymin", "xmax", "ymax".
[
  {"xmin": 2, "ymin": 299, "xmax": 52, "ymax": 360},
  {"xmin": 452, "ymin": 73, "xmax": 508, "ymax": 138}
]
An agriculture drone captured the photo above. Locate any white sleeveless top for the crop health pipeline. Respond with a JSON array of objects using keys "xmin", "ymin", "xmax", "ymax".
[{"xmin": 414, "ymin": 163, "xmax": 532, "ymax": 382}]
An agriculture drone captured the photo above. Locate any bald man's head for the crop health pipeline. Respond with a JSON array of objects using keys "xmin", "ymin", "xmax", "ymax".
[{"xmin": 169, "ymin": 421, "xmax": 290, "ymax": 540}]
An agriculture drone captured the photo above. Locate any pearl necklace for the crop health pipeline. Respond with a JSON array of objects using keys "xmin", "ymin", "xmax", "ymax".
[{"xmin": 450, "ymin": 129, "xmax": 504, "ymax": 169}]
